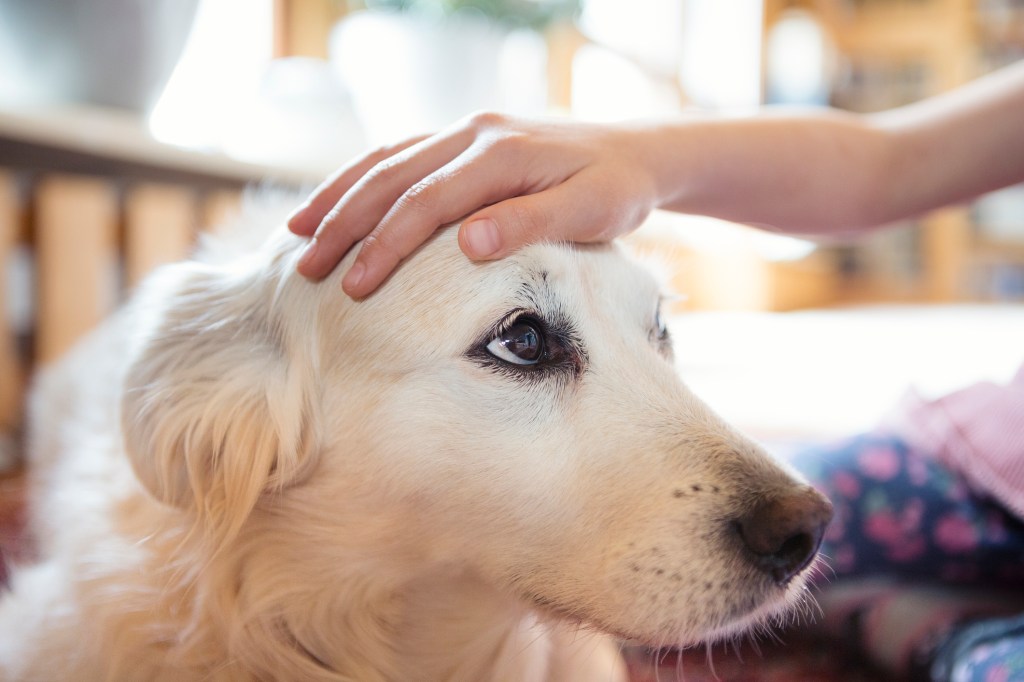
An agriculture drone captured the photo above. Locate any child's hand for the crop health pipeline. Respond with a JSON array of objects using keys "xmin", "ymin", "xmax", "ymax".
[{"xmin": 287, "ymin": 112, "xmax": 660, "ymax": 298}]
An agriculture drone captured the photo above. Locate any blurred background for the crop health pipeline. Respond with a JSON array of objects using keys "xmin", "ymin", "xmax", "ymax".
[
  {"xmin": 0, "ymin": 0, "xmax": 1023, "ymax": 456},
  {"xmin": 1, "ymin": 6, "xmax": 1023, "ymax": 679}
]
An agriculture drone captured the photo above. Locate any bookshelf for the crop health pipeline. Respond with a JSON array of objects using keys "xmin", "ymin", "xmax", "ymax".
[{"xmin": 764, "ymin": 0, "xmax": 1024, "ymax": 304}]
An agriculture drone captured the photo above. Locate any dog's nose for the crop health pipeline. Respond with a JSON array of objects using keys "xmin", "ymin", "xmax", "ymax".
[{"xmin": 735, "ymin": 486, "xmax": 833, "ymax": 585}]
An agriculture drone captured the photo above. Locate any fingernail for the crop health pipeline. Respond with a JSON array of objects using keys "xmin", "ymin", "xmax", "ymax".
[
  {"xmin": 286, "ymin": 202, "xmax": 309, "ymax": 227},
  {"xmin": 297, "ymin": 237, "xmax": 318, "ymax": 270},
  {"xmin": 343, "ymin": 261, "xmax": 366, "ymax": 292},
  {"xmin": 464, "ymin": 219, "xmax": 500, "ymax": 258}
]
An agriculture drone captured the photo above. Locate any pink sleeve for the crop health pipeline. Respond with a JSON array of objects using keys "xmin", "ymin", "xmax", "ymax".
[{"xmin": 885, "ymin": 364, "xmax": 1024, "ymax": 519}]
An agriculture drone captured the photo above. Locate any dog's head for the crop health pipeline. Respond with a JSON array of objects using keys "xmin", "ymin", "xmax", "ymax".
[{"xmin": 121, "ymin": 225, "xmax": 830, "ymax": 646}]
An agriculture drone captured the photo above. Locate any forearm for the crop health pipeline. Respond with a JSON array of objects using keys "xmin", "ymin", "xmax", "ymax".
[
  {"xmin": 630, "ymin": 61, "xmax": 1024, "ymax": 235},
  {"xmin": 872, "ymin": 60, "xmax": 1024, "ymax": 223},
  {"xmin": 290, "ymin": 62, "xmax": 1024, "ymax": 296},
  {"xmin": 625, "ymin": 111, "xmax": 895, "ymax": 235}
]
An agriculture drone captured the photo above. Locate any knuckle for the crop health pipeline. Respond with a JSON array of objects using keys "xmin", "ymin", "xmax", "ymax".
[
  {"xmin": 317, "ymin": 206, "xmax": 344, "ymax": 235},
  {"xmin": 509, "ymin": 201, "xmax": 548, "ymax": 239},
  {"xmin": 465, "ymin": 110, "xmax": 507, "ymax": 132},
  {"xmin": 358, "ymin": 230, "xmax": 398, "ymax": 263},
  {"xmin": 367, "ymin": 143, "xmax": 396, "ymax": 163},
  {"xmin": 380, "ymin": 133, "xmax": 423, "ymax": 158},
  {"xmin": 395, "ymin": 180, "xmax": 436, "ymax": 214},
  {"xmin": 482, "ymin": 132, "xmax": 528, "ymax": 157},
  {"xmin": 363, "ymin": 158, "xmax": 403, "ymax": 186}
]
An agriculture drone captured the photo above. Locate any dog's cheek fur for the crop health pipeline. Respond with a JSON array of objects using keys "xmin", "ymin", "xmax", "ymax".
[
  {"xmin": 392, "ymin": 343, "xmax": 806, "ymax": 644},
  {"xmin": 121, "ymin": 260, "xmax": 318, "ymax": 545},
  {"xmin": 317, "ymin": 241, "xmax": 820, "ymax": 648}
]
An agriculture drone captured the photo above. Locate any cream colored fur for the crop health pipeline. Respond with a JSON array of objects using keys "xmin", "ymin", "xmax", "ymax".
[{"xmin": 0, "ymin": 220, "xmax": 819, "ymax": 681}]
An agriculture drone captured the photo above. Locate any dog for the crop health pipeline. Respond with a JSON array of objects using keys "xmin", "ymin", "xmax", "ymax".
[{"xmin": 0, "ymin": 217, "xmax": 832, "ymax": 681}]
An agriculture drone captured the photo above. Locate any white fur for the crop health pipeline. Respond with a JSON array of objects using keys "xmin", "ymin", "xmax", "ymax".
[{"xmin": 0, "ymin": 220, "xmax": 821, "ymax": 681}]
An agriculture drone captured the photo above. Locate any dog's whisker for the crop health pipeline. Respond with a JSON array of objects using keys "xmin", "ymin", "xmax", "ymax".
[
  {"xmin": 655, "ymin": 647, "xmax": 671, "ymax": 679},
  {"xmin": 703, "ymin": 641, "xmax": 720, "ymax": 680},
  {"xmin": 3, "ymin": 217, "xmax": 836, "ymax": 681},
  {"xmin": 674, "ymin": 647, "xmax": 685, "ymax": 682}
]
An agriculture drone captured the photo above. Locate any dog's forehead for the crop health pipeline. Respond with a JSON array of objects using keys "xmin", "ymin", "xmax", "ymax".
[
  {"xmin": 520, "ymin": 241, "xmax": 659, "ymax": 296},
  {"xmin": 461, "ymin": 240, "xmax": 665, "ymax": 340},
  {"xmin": 386, "ymin": 226, "xmax": 656, "ymax": 294},
  {"xmin": 352, "ymin": 228, "xmax": 664, "ymax": 347}
]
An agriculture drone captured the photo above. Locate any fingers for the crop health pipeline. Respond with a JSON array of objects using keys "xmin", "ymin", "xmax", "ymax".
[
  {"xmin": 295, "ymin": 129, "xmax": 474, "ymax": 280},
  {"xmin": 339, "ymin": 153, "xmax": 528, "ymax": 297},
  {"xmin": 457, "ymin": 169, "xmax": 649, "ymax": 262},
  {"xmin": 289, "ymin": 113, "xmax": 645, "ymax": 298},
  {"xmin": 287, "ymin": 134, "xmax": 429, "ymax": 237}
]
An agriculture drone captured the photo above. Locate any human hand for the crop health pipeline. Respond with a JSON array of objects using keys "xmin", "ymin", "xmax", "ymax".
[{"xmin": 287, "ymin": 112, "xmax": 662, "ymax": 298}]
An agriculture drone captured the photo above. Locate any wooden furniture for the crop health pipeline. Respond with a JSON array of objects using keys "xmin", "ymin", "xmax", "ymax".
[
  {"xmin": 0, "ymin": 172, "xmax": 21, "ymax": 434},
  {"xmin": 0, "ymin": 102, "xmax": 318, "ymax": 441},
  {"xmin": 763, "ymin": 0, "xmax": 1024, "ymax": 304},
  {"xmin": 273, "ymin": 0, "xmax": 347, "ymax": 59}
]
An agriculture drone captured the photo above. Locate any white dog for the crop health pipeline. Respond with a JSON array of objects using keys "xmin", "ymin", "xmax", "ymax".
[{"xmin": 0, "ymin": 220, "xmax": 831, "ymax": 681}]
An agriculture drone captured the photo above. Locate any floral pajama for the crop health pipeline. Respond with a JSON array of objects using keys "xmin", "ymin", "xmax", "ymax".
[
  {"xmin": 791, "ymin": 433, "xmax": 1024, "ymax": 588},
  {"xmin": 790, "ymin": 433, "xmax": 1024, "ymax": 680}
]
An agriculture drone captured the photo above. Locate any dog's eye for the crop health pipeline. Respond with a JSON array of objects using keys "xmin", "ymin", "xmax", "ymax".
[
  {"xmin": 655, "ymin": 309, "xmax": 668, "ymax": 341},
  {"xmin": 651, "ymin": 305, "xmax": 673, "ymax": 359},
  {"xmin": 651, "ymin": 307, "xmax": 670, "ymax": 345},
  {"xmin": 486, "ymin": 319, "xmax": 544, "ymax": 365}
]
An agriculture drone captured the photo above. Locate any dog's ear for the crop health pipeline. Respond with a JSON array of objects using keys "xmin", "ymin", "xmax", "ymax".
[{"xmin": 121, "ymin": 259, "xmax": 318, "ymax": 542}]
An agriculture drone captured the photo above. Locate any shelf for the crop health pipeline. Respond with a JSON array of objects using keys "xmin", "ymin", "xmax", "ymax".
[{"xmin": 0, "ymin": 102, "xmax": 325, "ymax": 188}]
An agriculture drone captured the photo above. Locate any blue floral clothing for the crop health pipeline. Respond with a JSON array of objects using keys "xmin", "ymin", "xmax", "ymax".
[{"xmin": 791, "ymin": 433, "xmax": 1024, "ymax": 588}]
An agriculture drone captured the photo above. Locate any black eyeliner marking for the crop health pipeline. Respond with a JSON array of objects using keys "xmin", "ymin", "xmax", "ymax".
[
  {"xmin": 466, "ymin": 310, "xmax": 586, "ymax": 381},
  {"xmin": 651, "ymin": 300, "xmax": 675, "ymax": 360}
]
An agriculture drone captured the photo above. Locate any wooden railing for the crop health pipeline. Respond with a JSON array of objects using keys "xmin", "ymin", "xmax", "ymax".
[
  {"xmin": 0, "ymin": 103, "xmax": 319, "ymax": 453},
  {"xmin": 0, "ymin": 170, "xmax": 245, "ymax": 436}
]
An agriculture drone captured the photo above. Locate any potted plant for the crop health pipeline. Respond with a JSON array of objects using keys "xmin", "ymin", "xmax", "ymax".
[
  {"xmin": 357, "ymin": 0, "xmax": 577, "ymax": 31},
  {"xmin": 330, "ymin": 0, "xmax": 577, "ymax": 143}
]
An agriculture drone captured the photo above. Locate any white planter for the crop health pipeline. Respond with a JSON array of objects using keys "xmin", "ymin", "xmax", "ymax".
[
  {"xmin": 330, "ymin": 10, "xmax": 510, "ymax": 144},
  {"xmin": 0, "ymin": 0, "xmax": 199, "ymax": 112}
]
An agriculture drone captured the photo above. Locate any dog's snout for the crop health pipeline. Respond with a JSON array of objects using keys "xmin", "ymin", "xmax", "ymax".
[{"xmin": 735, "ymin": 487, "xmax": 833, "ymax": 585}]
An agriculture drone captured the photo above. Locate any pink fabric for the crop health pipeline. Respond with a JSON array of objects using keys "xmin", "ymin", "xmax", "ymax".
[{"xmin": 886, "ymin": 364, "xmax": 1024, "ymax": 520}]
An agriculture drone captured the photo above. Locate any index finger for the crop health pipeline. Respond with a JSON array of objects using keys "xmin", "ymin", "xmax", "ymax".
[{"xmin": 287, "ymin": 134, "xmax": 431, "ymax": 236}]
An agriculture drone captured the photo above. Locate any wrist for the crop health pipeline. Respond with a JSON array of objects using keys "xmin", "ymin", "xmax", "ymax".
[
  {"xmin": 614, "ymin": 119, "xmax": 710, "ymax": 213},
  {"xmin": 598, "ymin": 121, "xmax": 679, "ymax": 212}
]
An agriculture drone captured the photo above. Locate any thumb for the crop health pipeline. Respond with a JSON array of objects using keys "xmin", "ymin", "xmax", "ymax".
[
  {"xmin": 458, "ymin": 180, "xmax": 643, "ymax": 260},
  {"xmin": 458, "ymin": 188, "xmax": 588, "ymax": 261}
]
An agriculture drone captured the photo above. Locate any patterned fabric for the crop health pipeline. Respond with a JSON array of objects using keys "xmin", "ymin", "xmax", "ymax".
[
  {"xmin": 813, "ymin": 578, "xmax": 1024, "ymax": 680},
  {"xmin": 790, "ymin": 431, "xmax": 1024, "ymax": 681},
  {"xmin": 885, "ymin": 364, "xmax": 1024, "ymax": 520},
  {"xmin": 931, "ymin": 614, "xmax": 1024, "ymax": 682},
  {"xmin": 791, "ymin": 433, "xmax": 1024, "ymax": 587}
]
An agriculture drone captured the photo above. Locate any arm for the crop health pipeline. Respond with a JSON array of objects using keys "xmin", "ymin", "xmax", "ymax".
[
  {"xmin": 635, "ymin": 60, "xmax": 1024, "ymax": 233},
  {"xmin": 871, "ymin": 60, "xmax": 1024, "ymax": 223},
  {"xmin": 289, "ymin": 61, "xmax": 1024, "ymax": 297}
]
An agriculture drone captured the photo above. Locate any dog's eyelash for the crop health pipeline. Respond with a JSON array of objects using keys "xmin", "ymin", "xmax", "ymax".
[
  {"xmin": 468, "ymin": 310, "xmax": 585, "ymax": 380},
  {"xmin": 493, "ymin": 308, "xmax": 532, "ymax": 338},
  {"xmin": 650, "ymin": 303, "xmax": 674, "ymax": 360}
]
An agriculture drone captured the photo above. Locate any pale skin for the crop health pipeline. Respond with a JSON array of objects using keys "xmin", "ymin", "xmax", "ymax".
[{"xmin": 288, "ymin": 60, "xmax": 1024, "ymax": 298}]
